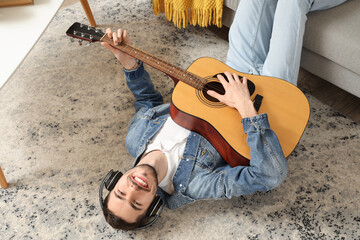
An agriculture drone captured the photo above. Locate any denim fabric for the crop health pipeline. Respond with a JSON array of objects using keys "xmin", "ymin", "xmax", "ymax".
[
  {"xmin": 124, "ymin": 65, "xmax": 288, "ymax": 209},
  {"xmin": 310, "ymin": 0, "xmax": 347, "ymax": 11},
  {"xmin": 226, "ymin": 0, "xmax": 347, "ymax": 85}
]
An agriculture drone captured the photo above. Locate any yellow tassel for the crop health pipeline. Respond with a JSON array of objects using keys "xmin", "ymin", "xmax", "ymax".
[{"xmin": 152, "ymin": 0, "xmax": 223, "ymax": 29}]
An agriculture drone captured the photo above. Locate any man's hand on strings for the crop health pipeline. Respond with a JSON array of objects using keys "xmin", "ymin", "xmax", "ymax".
[{"xmin": 207, "ymin": 72, "xmax": 258, "ymax": 118}]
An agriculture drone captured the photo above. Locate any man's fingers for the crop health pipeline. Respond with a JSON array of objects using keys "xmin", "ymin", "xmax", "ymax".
[
  {"xmin": 232, "ymin": 73, "xmax": 241, "ymax": 83},
  {"xmin": 104, "ymin": 28, "xmax": 131, "ymax": 46},
  {"xmin": 217, "ymin": 74, "xmax": 229, "ymax": 87},
  {"xmin": 105, "ymin": 28, "xmax": 130, "ymax": 46},
  {"xmin": 242, "ymin": 77, "xmax": 248, "ymax": 88},
  {"xmin": 123, "ymin": 30, "xmax": 131, "ymax": 44},
  {"xmin": 113, "ymin": 32, "xmax": 119, "ymax": 45},
  {"xmin": 207, "ymin": 90, "xmax": 223, "ymax": 101},
  {"xmin": 117, "ymin": 29, "xmax": 123, "ymax": 43},
  {"xmin": 224, "ymin": 72, "xmax": 234, "ymax": 83},
  {"xmin": 106, "ymin": 28, "xmax": 112, "ymax": 38}
]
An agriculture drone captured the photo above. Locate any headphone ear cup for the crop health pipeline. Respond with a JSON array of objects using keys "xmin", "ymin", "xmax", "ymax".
[
  {"xmin": 145, "ymin": 196, "xmax": 163, "ymax": 217},
  {"xmin": 104, "ymin": 170, "xmax": 123, "ymax": 191},
  {"xmin": 136, "ymin": 196, "xmax": 164, "ymax": 230}
]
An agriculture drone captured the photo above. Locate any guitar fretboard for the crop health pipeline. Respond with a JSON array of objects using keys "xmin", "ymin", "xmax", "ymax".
[{"xmin": 102, "ymin": 35, "xmax": 206, "ymax": 90}]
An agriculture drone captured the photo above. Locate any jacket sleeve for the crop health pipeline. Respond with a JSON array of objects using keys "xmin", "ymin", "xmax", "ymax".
[
  {"xmin": 221, "ymin": 113, "xmax": 288, "ymax": 197},
  {"xmin": 185, "ymin": 113, "xmax": 288, "ymax": 200},
  {"xmin": 123, "ymin": 62, "xmax": 163, "ymax": 112}
]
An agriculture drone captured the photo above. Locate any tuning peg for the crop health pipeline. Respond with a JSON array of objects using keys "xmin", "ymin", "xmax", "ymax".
[{"xmin": 78, "ymin": 39, "xmax": 83, "ymax": 46}]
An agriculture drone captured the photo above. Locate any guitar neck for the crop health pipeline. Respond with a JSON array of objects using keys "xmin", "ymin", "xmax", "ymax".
[{"xmin": 101, "ymin": 35, "xmax": 205, "ymax": 89}]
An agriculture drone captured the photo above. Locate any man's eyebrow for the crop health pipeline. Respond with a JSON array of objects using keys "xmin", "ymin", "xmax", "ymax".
[{"xmin": 114, "ymin": 191, "xmax": 142, "ymax": 211}]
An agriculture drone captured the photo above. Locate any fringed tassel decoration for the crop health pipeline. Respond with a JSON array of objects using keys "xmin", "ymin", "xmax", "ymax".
[{"xmin": 152, "ymin": 0, "xmax": 223, "ymax": 29}]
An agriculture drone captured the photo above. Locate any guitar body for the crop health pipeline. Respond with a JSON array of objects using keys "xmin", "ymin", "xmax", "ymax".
[{"xmin": 170, "ymin": 57, "xmax": 310, "ymax": 167}]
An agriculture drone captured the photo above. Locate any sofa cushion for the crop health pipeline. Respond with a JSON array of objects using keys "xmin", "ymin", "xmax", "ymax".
[
  {"xmin": 303, "ymin": 0, "xmax": 360, "ymax": 76},
  {"xmin": 223, "ymin": 0, "xmax": 240, "ymax": 11}
]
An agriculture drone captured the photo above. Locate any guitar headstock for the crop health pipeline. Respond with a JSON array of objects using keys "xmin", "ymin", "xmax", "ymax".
[{"xmin": 66, "ymin": 22, "xmax": 105, "ymax": 43}]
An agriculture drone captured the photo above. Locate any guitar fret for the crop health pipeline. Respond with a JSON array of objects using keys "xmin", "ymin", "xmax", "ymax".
[
  {"xmin": 190, "ymin": 72, "xmax": 202, "ymax": 89},
  {"xmin": 129, "ymin": 48, "xmax": 134, "ymax": 55},
  {"xmin": 139, "ymin": 53, "xmax": 146, "ymax": 62},
  {"xmin": 174, "ymin": 68, "xmax": 182, "ymax": 79},
  {"xmin": 157, "ymin": 59, "xmax": 168, "ymax": 74}
]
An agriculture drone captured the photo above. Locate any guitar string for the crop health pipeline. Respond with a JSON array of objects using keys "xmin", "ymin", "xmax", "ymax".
[
  {"xmin": 126, "ymin": 45, "xmax": 229, "ymax": 95},
  {"xmin": 146, "ymin": 55, "xmax": 229, "ymax": 95}
]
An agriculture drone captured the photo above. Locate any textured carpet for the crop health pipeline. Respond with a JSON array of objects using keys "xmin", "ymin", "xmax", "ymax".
[{"xmin": 0, "ymin": 0, "xmax": 359, "ymax": 239}]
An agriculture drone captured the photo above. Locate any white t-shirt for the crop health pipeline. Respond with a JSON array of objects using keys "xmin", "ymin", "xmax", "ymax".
[{"xmin": 145, "ymin": 116, "xmax": 190, "ymax": 194}]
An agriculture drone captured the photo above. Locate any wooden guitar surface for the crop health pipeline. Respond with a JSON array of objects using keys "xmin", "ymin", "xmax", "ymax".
[{"xmin": 171, "ymin": 57, "xmax": 310, "ymax": 166}]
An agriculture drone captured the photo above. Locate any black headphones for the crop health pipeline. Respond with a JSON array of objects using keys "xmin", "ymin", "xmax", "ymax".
[{"xmin": 99, "ymin": 169, "xmax": 165, "ymax": 230}]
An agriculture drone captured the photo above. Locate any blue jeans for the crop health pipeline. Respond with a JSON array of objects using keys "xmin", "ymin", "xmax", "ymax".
[{"xmin": 226, "ymin": 0, "xmax": 347, "ymax": 85}]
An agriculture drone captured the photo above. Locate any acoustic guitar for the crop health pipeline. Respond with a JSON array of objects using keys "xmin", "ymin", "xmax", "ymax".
[{"xmin": 66, "ymin": 22, "xmax": 310, "ymax": 167}]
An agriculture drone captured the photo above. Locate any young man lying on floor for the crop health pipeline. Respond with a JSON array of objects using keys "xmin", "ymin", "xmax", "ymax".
[{"xmin": 99, "ymin": 0, "xmax": 347, "ymax": 230}]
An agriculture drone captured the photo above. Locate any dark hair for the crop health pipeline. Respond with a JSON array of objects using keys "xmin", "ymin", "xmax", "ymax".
[{"xmin": 102, "ymin": 193, "xmax": 147, "ymax": 230}]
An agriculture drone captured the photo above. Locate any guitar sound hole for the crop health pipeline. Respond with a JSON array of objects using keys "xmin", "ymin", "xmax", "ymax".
[{"xmin": 202, "ymin": 82, "xmax": 224, "ymax": 102}]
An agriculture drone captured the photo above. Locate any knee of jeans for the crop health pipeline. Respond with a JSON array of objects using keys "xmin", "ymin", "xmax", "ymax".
[
  {"xmin": 301, "ymin": 0, "xmax": 314, "ymax": 10},
  {"xmin": 278, "ymin": 0, "xmax": 313, "ymax": 12}
]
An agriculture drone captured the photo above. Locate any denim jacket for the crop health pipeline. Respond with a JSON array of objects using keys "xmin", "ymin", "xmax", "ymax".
[{"xmin": 124, "ymin": 62, "xmax": 288, "ymax": 209}]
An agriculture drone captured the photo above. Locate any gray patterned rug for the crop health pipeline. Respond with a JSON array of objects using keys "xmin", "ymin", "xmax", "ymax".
[{"xmin": 0, "ymin": 0, "xmax": 359, "ymax": 239}]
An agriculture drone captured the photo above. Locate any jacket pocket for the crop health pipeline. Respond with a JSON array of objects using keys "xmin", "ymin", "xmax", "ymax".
[{"xmin": 195, "ymin": 138, "xmax": 217, "ymax": 171}]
